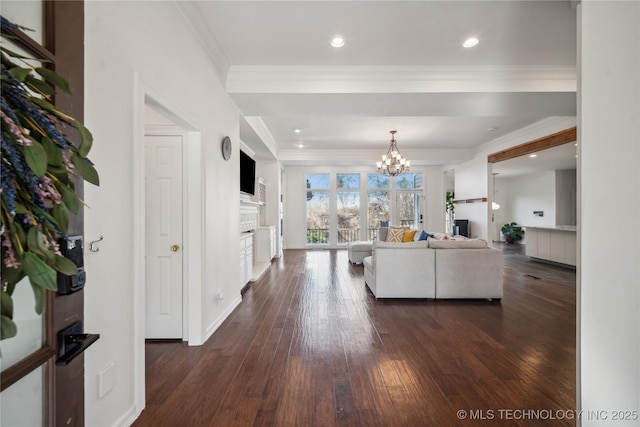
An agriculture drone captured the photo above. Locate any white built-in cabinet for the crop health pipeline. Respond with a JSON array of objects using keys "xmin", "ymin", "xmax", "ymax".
[
  {"xmin": 239, "ymin": 233, "xmax": 253, "ymax": 288},
  {"xmin": 525, "ymin": 226, "xmax": 576, "ymax": 267},
  {"xmin": 254, "ymin": 226, "xmax": 276, "ymax": 263}
]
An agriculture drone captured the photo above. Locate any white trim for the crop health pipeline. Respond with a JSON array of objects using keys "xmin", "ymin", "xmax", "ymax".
[
  {"xmin": 185, "ymin": 131, "xmax": 204, "ymax": 346},
  {"xmin": 132, "ymin": 72, "xmax": 207, "ymax": 419},
  {"xmin": 278, "ymin": 148, "xmax": 472, "ymax": 167},
  {"xmin": 132, "ymin": 72, "xmax": 146, "ymax": 419},
  {"xmin": 174, "ymin": 1, "xmax": 229, "ymax": 84},
  {"xmin": 227, "ymin": 65, "xmax": 577, "ymax": 94},
  {"xmin": 242, "ymin": 116, "xmax": 279, "ymax": 158},
  {"xmin": 110, "ymin": 404, "xmax": 138, "ymax": 427},
  {"xmin": 204, "ymin": 295, "xmax": 242, "ymax": 341}
]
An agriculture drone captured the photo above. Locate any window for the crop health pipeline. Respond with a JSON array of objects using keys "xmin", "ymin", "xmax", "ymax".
[
  {"xmin": 336, "ymin": 174, "xmax": 360, "ymax": 243},
  {"xmin": 396, "ymin": 173, "xmax": 423, "ymax": 229},
  {"xmin": 367, "ymin": 174, "xmax": 391, "ymax": 240},
  {"xmin": 306, "ymin": 174, "xmax": 330, "ymax": 244},
  {"xmin": 304, "ymin": 172, "xmax": 424, "ymax": 245}
]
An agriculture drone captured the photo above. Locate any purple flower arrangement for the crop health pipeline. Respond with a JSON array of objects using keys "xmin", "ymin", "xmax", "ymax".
[{"xmin": 1, "ymin": 17, "xmax": 99, "ymax": 340}]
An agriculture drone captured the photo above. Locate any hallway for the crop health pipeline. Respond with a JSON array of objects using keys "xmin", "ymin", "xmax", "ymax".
[{"xmin": 135, "ymin": 248, "xmax": 576, "ymax": 426}]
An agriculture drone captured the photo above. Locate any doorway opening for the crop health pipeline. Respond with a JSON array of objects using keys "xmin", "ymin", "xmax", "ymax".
[{"xmin": 133, "ymin": 84, "xmax": 205, "ymax": 415}]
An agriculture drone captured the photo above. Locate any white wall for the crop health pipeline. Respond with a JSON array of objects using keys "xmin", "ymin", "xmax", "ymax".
[
  {"xmin": 493, "ymin": 169, "xmax": 576, "ymax": 242},
  {"xmin": 256, "ymin": 161, "xmax": 283, "ymax": 255},
  {"xmin": 446, "ymin": 116, "xmax": 577, "ymax": 243},
  {"xmin": 556, "ymin": 169, "xmax": 577, "ymax": 226},
  {"xmin": 579, "ymin": 2, "xmax": 640, "ymax": 425},
  {"xmin": 504, "ymin": 171, "xmax": 557, "ymax": 240},
  {"xmin": 452, "ymin": 156, "xmax": 490, "ymax": 240},
  {"xmin": 425, "ymin": 166, "xmax": 445, "ymax": 232},
  {"xmin": 84, "ymin": 2, "xmax": 243, "ymax": 425}
]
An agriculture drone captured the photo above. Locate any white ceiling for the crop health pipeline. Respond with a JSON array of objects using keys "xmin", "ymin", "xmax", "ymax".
[{"xmin": 180, "ymin": 1, "xmax": 577, "ymax": 168}]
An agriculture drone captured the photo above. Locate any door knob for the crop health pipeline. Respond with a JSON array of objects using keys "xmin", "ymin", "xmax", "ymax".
[{"xmin": 170, "ymin": 244, "xmax": 180, "ymax": 252}]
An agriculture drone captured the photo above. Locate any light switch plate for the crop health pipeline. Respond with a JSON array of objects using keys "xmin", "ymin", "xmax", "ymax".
[{"xmin": 99, "ymin": 363, "xmax": 115, "ymax": 398}]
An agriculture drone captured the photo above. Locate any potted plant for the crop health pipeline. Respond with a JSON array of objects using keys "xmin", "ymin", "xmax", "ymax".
[{"xmin": 501, "ymin": 222, "xmax": 525, "ymax": 243}]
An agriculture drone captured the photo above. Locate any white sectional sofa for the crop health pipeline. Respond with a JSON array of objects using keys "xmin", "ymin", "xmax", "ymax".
[{"xmin": 362, "ymin": 237, "xmax": 503, "ymax": 301}]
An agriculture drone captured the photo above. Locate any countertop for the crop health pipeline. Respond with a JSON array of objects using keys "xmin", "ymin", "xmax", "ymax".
[{"xmin": 524, "ymin": 225, "xmax": 577, "ymax": 231}]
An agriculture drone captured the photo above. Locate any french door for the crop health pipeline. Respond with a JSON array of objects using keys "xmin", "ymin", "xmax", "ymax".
[{"xmin": 0, "ymin": 2, "xmax": 86, "ymax": 425}]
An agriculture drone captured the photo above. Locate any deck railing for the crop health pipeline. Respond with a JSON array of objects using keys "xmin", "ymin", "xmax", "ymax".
[{"xmin": 306, "ymin": 228, "xmax": 380, "ymax": 244}]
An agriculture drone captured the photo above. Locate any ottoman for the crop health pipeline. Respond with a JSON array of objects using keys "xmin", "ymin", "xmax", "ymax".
[{"xmin": 347, "ymin": 241, "xmax": 373, "ymax": 264}]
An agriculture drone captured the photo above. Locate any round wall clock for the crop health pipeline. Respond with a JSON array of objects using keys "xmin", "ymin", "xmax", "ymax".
[{"xmin": 221, "ymin": 136, "xmax": 232, "ymax": 160}]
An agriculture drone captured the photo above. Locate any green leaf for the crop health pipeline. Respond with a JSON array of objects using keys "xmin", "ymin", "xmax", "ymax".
[
  {"xmin": 1, "ymin": 315, "xmax": 18, "ymax": 340},
  {"xmin": 54, "ymin": 256, "xmax": 78, "ymax": 276},
  {"xmin": 49, "ymin": 168, "xmax": 71, "ymax": 182},
  {"xmin": 55, "ymin": 182, "xmax": 80, "ymax": 214},
  {"xmin": 30, "ymin": 205, "xmax": 59, "ymax": 230},
  {"xmin": 14, "ymin": 202, "xmax": 29, "ymax": 215},
  {"xmin": 1, "ymin": 291, "xmax": 14, "ymax": 319},
  {"xmin": 22, "ymin": 252, "xmax": 57, "ymax": 292},
  {"xmin": 0, "ymin": 46, "xmax": 49, "ymax": 62},
  {"xmin": 9, "ymin": 221, "xmax": 26, "ymax": 251},
  {"xmin": 9, "ymin": 67, "xmax": 31, "ymax": 82},
  {"xmin": 27, "ymin": 226, "xmax": 55, "ymax": 262},
  {"xmin": 25, "ymin": 75, "xmax": 55, "ymax": 96},
  {"xmin": 29, "ymin": 96, "xmax": 56, "ymax": 112},
  {"xmin": 71, "ymin": 155, "xmax": 100, "ymax": 186},
  {"xmin": 52, "ymin": 203, "xmax": 69, "ymax": 233},
  {"xmin": 21, "ymin": 140, "xmax": 48, "ymax": 177},
  {"xmin": 29, "ymin": 282, "xmax": 45, "ymax": 315},
  {"xmin": 1, "ymin": 266, "xmax": 24, "ymax": 291},
  {"xmin": 35, "ymin": 67, "xmax": 72, "ymax": 95},
  {"xmin": 74, "ymin": 121, "xmax": 94, "ymax": 157},
  {"xmin": 41, "ymin": 136, "xmax": 63, "ymax": 167}
]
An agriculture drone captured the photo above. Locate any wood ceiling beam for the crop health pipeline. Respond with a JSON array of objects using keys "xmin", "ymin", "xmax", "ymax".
[{"xmin": 487, "ymin": 126, "xmax": 577, "ymax": 163}]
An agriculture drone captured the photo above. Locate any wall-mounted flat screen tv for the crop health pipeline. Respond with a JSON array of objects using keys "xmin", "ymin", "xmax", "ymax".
[{"xmin": 240, "ymin": 150, "xmax": 256, "ymax": 195}]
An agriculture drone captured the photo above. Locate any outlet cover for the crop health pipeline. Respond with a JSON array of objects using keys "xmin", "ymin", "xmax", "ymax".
[{"xmin": 98, "ymin": 363, "xmax": 115, "ymax": 398}]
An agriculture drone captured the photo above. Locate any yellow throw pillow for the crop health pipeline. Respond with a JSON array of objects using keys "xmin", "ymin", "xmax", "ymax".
[
  {"xmin": 387, "ymin": 227, "xmax": 406, "ymax": 242},
  {"xmin": 402, "ymin": 230, "xmax": 417, "ymax": 242}
]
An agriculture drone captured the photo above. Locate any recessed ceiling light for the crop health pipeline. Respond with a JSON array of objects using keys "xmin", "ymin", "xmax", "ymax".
[
  {"xmin": 294, "ymin": 128, "xmax": 301, "ymax": 133},
  {"xmin": 463, "ymin": 37, "xmax": 479, "ymax": 48},
  {"xmin": 297, "ymin": 143, "xmax": 304, "ymax": 148},
  {"xmin": 331, "ymin": 37, "xmax": 345, "ymax": 48},
  {"xmin": 529, "ymin": 154, "xmax": 538, "ymax": 158}
]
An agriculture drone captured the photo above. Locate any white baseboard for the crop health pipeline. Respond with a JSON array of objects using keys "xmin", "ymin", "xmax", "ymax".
[
  {"xmin": 112, "ymin": 404, "xmax": 139, "ymax": 427},
  {"xmin": 204, "ymin": 295, "xmax": 242, "ymax": 341}
]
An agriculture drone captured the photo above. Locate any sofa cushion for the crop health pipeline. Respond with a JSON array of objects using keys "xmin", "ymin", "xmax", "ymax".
[
  {"xmin": 374, "ymin": 241, "xmax": 429, "ymax": 249},
  {"xmin": 387, "ymin": 227, "xmax": 406, "ymax": 242},
  {"xmin": 428, "ymin": 238, "xmax": 488, "ymax": 249},
  {"xmin": 402, "ymin": 230, "xmax": 417, "ymax": 242}
]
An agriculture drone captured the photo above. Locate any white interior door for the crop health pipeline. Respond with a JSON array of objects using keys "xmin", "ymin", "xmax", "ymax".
[{"xmin": 145, "ymin": 134, "xmax": 183, "ymax": 339}]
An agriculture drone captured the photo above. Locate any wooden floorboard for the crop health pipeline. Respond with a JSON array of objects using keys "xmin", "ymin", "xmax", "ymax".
[{"xmin": 134, "ymin": 248, "xmax": 576, "ymax": 426}]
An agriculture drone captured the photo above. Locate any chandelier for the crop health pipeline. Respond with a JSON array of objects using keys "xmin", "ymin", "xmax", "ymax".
[{"xmin": 376, "ymin": 130, "xmax": 410, "ymax": 176}]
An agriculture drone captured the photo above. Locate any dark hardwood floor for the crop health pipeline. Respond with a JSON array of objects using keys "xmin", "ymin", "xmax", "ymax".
[{"xmin": 134, "ymin": 248, "xmax": 576, "ymax": 427}]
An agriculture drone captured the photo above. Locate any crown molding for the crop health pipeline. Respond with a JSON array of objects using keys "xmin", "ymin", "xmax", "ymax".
[
  {"xmin": 227, "ymin": 65, "xmax": 576, "ymax": 94},
  {"xmin": 242, "ymin": 116, "xmax": 279, "ymax": 159},
  {"xmin": 175, "ymin": 1, "xmax": 230, "ymax": 84}
]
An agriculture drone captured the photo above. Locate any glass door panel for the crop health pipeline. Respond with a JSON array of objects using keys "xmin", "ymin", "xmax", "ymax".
[
  {"xmin": 0, "ymin": 278, "xmax": 44, "ymax": 369},
  {"xmin": 0, "ymin": 365, "xmax": 45, "ymax": 427},
  {"xmin": 397, "ymin": 192, "xmax": 421, "ymax": 228}
]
